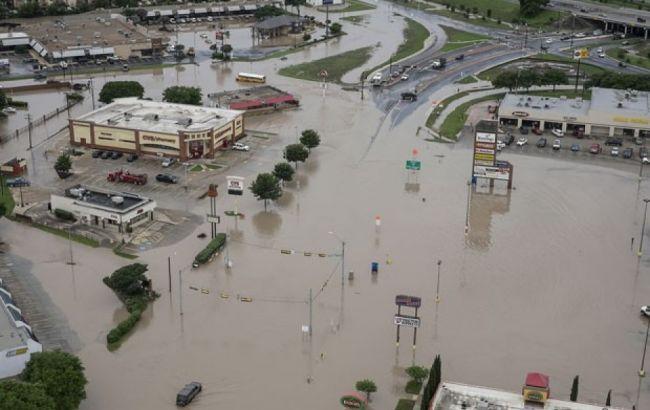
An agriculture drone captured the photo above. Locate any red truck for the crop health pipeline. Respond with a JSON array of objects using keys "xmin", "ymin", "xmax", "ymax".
[{"xmin": 107, "ymin": 169, "xmax": 147, "ymax": 185}]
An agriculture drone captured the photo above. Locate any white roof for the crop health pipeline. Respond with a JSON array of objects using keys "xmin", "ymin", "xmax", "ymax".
[
  {"xmin": 177, "ymin": 9, "xmax": 190, "ymax": 14},
  {"xmin": 146, "ymin": 11, "xmax": 157, "ymax": 17},
  {"xmin": 243, "ymin": 4, "xmax": 258, "ymax": 10},
  {"xmin": 160, "ymin": 9, "xmax": 173, "ymax": 16},
  {"xmin": 75, "ymin": 97, "xmax": 243, "ymax": 135},
  {"xmin": 194, "ymin": 7, "xmax": 207, "ymax": 13},
  {"xmin": 227, "ymin": 5, "xmax": 241, "ymax": 11},
  {"xmin": 0, "ymin": 32, "xmax": 28, "ymax": 40},
  {"xmin": 89, "ymin": 47, "xmax": 114, "ymax": 55},
  {"xmin": 211, "ymin": 6, "xmax": 225, "ymax": 12},
  {"xmin": 1, "ymin": 38, "xmax": 30, "ymax": 46},
  {"xmin": 62, "ymin": 49, "xmax": 86, "ymax": 58}
]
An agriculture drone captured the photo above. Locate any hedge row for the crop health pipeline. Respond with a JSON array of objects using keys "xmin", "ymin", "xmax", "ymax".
[
  {"xmin": 194, "ymin": 233, "xmax": 227, "ymax": 265},
  {"xmin": 106, "ymin": 309, "xmax": 142, "ymax": 345},
  {"xmin": 54, "ymin": 208, "xmax": 75, "ymax": 221}
]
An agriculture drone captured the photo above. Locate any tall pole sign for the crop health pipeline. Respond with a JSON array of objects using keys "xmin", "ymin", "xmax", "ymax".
[
  {"xmin": 472, "ymin": 120, "xmax": 514, "ymax": 190},
  {"xmin": 207, "ymin": 184, "xmax": 219, "ymax": 239},
  {"xmin": 394, "ymin": 295, "xmax": 421, "ymax": 349}
]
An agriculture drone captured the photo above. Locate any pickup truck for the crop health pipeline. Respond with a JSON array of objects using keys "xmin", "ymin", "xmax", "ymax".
[{"xmin": 431, "ymin": 58, "xmax": 447, "ymax": 69}]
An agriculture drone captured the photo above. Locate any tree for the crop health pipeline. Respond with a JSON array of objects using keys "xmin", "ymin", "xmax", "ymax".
[
  {"xmin": 492, "ymin": 71, "xmax": 519, "ymax": 91},
  {"xmin": 17, "ymin": 1, "xmax": 43, "ymax": 18},
  {"xmin": 55, "ymin": 153, "xmax": 72, "ymax": 173},
  {"xmin": 406, "ymin": 366, "xmax": 428, "ymax": 383},
  {"xmin": 221, "ymin": 44, "xmax": 233, "ymax": 60},
  {"xmin": 330, "ymin": 22, "xmax": 342, "ymax": 35},
  {"xmin": 487, "ymin": 8, "xmax": 492, "ymax": 17},
  {"xmin": 255, "ymin": 5, "xmax": 285, "ymax": 19},
  {"xmin": 0, "ymin": 89, "xmax": 7, "ymax": 110},
  {"xmin": 300, "ymin": 129, "xmax": 321, "ymax": 151},
  {"xmin": 420, "ymin": 355, "xmax": 441, "ymax": 410},
  {"xmin": 570, "ymin": 375, "xmax": 579, "ymax": 402},
  {"xmin": 99, "ymin": 81, "xmax": 144, "ymax": 104},
  {"xmin": 285, "ymin": 0, "xmax": 306, "ymax": 16},
  {"xmin": 250, "ymin": 173, "xmax": 282, "ymax": 211},
  {"xmin": 518, "ymin": 69, "xmax": 539, "ymax": 91},
  {"xmin": 355, "ymin": 379, "xmax": 377, "ymax": 402},
  {"xmin": 541, "ymin": 68, "xmax": 568, "ymax": 91},
  {"xmin": 303, "ymin": 33, "xmax": 311, "ymax": 41},
  {"xmin": 163, "ymin": 86, "xmax": 202, "ymax": 106},
  {"xmin": 0, "ymin": 380, "xmax": 56, "ymax": 410},
  {"xmin": 519, "ymin": 0, "xmax": 549, "ymax": 17},
  {"xmin": 22, "ymin": 351, "xmax": 87, "ymax": 410},
  {"xmin": 284, "ymin": 144, "xmax": 309, "ymax": 169},
  {"xmin": 103, "ymin": 263, "xmax": 149, "ymax": 295},
  {"xmin": 605, "ymin": 389, "xmax": 611, "ymax": 406},
  {"xmin": 273, "ymin": 162, "xmax": 295, "ymax": 184}
]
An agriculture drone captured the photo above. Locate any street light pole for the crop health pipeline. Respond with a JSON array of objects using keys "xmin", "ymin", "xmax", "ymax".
[
  {"xmin": 329, "ymin": 231, "xmax": 345, "ymax": 289},
  {"xmin": 435, "ymin": 260, "xmax": 441, "ymax": 303},
  {"xmin": 640, "ymin": 318, "xmax": 650, "ymax": 377},
  {"xmin": 638, "ymin": 198, "xmax": 650, "ymax": 257}
]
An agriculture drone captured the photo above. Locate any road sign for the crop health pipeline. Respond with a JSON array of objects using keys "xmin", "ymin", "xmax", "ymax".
[
  {"xmin": 573, "ymin": 48, "xmax": 589, "ymax": 59},
  {"xmin": 405, "ymin": 160, "xmax": 421, "ymax": 171},
  {"xmin": 206, "ymin": 214, "xmax": 220, "ymax": 223},
  {"xmin": 394, "ymin": 314, "xmax": 421, "ymax": 328},
  {"xmin": 395, "ymin": 294, "xmax": 421, "ymax": 308},
  {"xmin": 319, "ymin": 69, "xmax": 329, "ymax": 78},
  {"xmin": 227, "ymin": 175, "xmax": 244, "ymax": 195}
]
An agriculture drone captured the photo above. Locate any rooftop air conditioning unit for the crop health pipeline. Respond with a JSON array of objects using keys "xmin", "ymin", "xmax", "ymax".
[{"xmin": 111, "ymin": 196, "xmax": 124, "ymax": 205}]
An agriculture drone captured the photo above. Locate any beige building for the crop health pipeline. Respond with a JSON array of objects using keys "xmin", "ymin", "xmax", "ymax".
[{"xmin": 69, "ymin": 98, "xmax": 244, "ymax": 160}]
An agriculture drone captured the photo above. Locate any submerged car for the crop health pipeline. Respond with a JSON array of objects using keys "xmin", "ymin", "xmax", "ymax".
[
  {"xmin": 516, "ymin": 137, "xmax": 528, "ymax": 146},
  {"xmin": 536, "ymin": 137, "xmax": 547, "ymax": 148},
  {"xmin": 570, "ymin": 144, "xmax": 580, "ymax": 152},
  {"xmin": 552, "ymin": 139, "xmax": 561, "ymax": 150},
  {"xmin": 589, "ymin": 143, "xmax": 602, "ymax": 154},
  {"xmin": 623, "ymin": 147, "xmax": 634, "ymax": 159},
  {"xmin": 176, "ymin": 382, "xmax": 202, "ymax": 407}
]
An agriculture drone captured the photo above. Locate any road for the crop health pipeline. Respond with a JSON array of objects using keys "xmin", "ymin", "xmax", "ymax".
[{"xmin": 550, "ymin": 0, "xmax": 650, "ymax": 32}]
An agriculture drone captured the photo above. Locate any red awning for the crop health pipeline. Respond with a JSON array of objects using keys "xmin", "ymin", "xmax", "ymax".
[
  {"xmin": 525, "ymin": 373, "xmax": 549, "ymax": 388},
  {"xmin": 229, "ymin": 99, "xmax": 264, "ymax": 110},
  {"xmin": 264, "ymin": 94, "xmax": 296, "ymax": 105}
]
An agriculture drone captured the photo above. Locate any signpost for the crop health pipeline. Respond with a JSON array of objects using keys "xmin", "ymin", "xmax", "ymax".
[
  {"xmin": 207, "ymin": 184, "xmax": 219, "ymax": 239},
  {"xmin": 394, "ymin": 314, "xmax": 421, "ymax": 327},
  {"xmin": 394, "ymin": 294, "xmax": 421, "ymax": 349},
  {"xmin": 226, "ymin": 176, "xmax": 244, "ymax": 195},
  {"xmin": 405, "ymin": 160, "xmax": 421, "ymax": 171},
  {"xmin": 472, "ymin": 120, "xmax": 514, "ymax": 190}
]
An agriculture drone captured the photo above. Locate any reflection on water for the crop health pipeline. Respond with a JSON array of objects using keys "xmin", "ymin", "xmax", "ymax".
[
  {"xmin": 252, "ymin": 210, "xmax": 282, "ymax": 237},
  {"xmin": 466, "ymin": 184, "xmax": 512, "ymax": 251}
]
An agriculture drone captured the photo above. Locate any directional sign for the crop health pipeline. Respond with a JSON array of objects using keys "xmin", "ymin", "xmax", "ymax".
[
  {"xmin": 405, "ymin": 160, "xmax": 421, "ymax": 171},
  {"xmin": 206, "ymin": 214, "xmax": 221, "ymax": 223},
  {"xmin": 394, "ymin": 314, "xmax": 421, "ymax": 328},
  {"xmin": 395, "ymin": 295, "xmax": 421, "ymax": 308}
]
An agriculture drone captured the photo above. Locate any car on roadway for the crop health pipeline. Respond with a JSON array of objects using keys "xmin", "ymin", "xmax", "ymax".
[
  {"xmin": 560, "ymin": 36, "xmax": 571, "ymax": 41},
  {"xmin": 598, "ymin": 52, "xmax": 605, "ymax": 58},
  {"xmin": 589, "ymin": 143, "xmax": 602, "ymax": 154},
  {"xmin": 232, "ymin": 142, "xmax": 250, "ymax": 151},
  {"xmin": 619, "ymin": 61, "xmax": 627, "ymax": 68},
  {"xmin": 623, "ymin": 147, "xmax": 634, "ymax": 159},
  {"xmin": 176, "ymin": 382, "xmax": 202, "ymax": 407},
  {"xmin": 571, "ymin": 144, "xmax": 581, "ymax": 152},
  {"xmin": 161, "ymin": 157, "xmax": 176, "ymax": 167},
  {"xmin": 551, "ymin": 129, "xmax": 564, "ymax": 137},
  {"xmin": 505, "ymin": 134, "xmax": 515, "ymax": 146},
  {"xmin": 545, "ymin": 38, "xmax": 553, "ymax": 43},
  {"xmin": 455, "ymin": 54, "xmax": 464, "ymax": 61},
  {"xmin": 516, "ymin": 137, "xmax": 528, "ymax": 146},
  {"xmin": 6, "ymin": 177, "xmax": 30, "ymax": 187},
  {"xmin": 92, "ymin": 150, "xmax": 104, "ymax": 158},
  {"xmin": 156, "ymin": 173, "xmax": 179, "ymax": 184},
  {"xmin": 574, "ymin": 32, "xmax": 586, "ymax": 38},
  {"xmin": 596, "ymin": 47, "xmax": 603, "ymax": 53},
  {"xmin": 638, "ymin": 17, "xmax": 647, "ymax": 23},
  {"xmin": 611, "ymin": 146, "xmax": 620, "ymax": 156},
  {"xmin": 552, "ymin": 139, "xmax": 561, "ymax": 150},
  {"xmin": 401, "ymin": 74, "xmax": 409, "ymax": 81},
  {"xmin": 536, "ymin": 137, "xmax": 547, "ymax": 148}
]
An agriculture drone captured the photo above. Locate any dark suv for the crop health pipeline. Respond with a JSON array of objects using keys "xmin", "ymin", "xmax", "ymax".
[
  {"xmin": 176, "ymin": 382, "xmax": 202, "ymax": 407},
  {"xmin": 605, "ymin": 137, "xmax": 623, "ymax": 146}
]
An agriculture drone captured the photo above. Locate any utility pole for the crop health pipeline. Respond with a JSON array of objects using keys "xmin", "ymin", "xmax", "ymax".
[
  {"xmin": 435, "ymin": 260, "xmax": 441, "ymax": 303},
  {"xmin": 309, "ymin": 288, "xmax": 313, "ymax": 338},
  {"xmin": 66, "ymin": 227, "xmax": 75, "ymax": 266},
  {"xmin": 464, "ymin": 180, "xmax": 471, "ymax": 235},
  {"xmin": 26, "ymin": 113, "xmax": 32, "ymax": 150},
  {"xmin": 88, "ymin": 77, "xmax": 96, "ymax": 110},
  {"xmin": 168, "ymin": 256, "xmax": 172, "ymax": 293},
  {"xmin": 574, "ymin": 58, "xmax": 581, "ymax": 93},
  {"xmin": 638, "ymin": 199, "xmax": 650, "ymax": 257},
  {"xmin": 325, "ymin": 4, "xmax": 330, "ymax": 37},
  {"xmin": 178, "ymin": 269, "xmax": 183, "ymax": 316},
  {"xmin": 640, "ymin": 318, "xmax": 650, "ymax": 377},
  {"xmin": 340, "ymin": 240, "xmax": 345, "ymax": 289},
  {"xmin": 360, "ymin": 77, "xmax": 364, "ymax": 100}
]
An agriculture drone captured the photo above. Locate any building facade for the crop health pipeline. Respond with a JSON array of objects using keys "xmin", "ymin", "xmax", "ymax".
[
  {"xmin": 69, "ymin": 98, "xmax": 244, "ymax": 160},
  {"xmin": 0, "ymin": 279, "xmax": 42, "ymax": 379},
  {"xmin": 50, "ymin": 185, "xmax": 156, "ymax": 233},
  {"xmin": 498, "ymin": 87, "xmax": 650, "ymax": 138}
]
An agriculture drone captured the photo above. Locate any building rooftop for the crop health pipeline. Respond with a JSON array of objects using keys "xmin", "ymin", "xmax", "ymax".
[
  {"xmin": 254, "ymin": 15, "xmax": 303, "ymax": 30},
  {"xmin": 590, "ymin": 87, "xmax": 650, "ymax": 116},
  {"xmin": 0, "ymin": 282, "xmax": 35, "ymax": 352},
  {"xmin": 62, "ymin": 184, "xmax": 152, "ymax": 214},
  {"xmin": 500, "ymin": 93, "xmax": 591, "ymax": 119},
  {"xmin": 431, "ymin": 382, "xmax": 628, "ymax": 410},
  {"xmin": 75, "ymin": 97, "xmax": 243, "ymax": 134}
]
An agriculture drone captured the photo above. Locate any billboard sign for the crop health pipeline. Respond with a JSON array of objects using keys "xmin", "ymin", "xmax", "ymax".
[
  {"xmin": 405, "ymin": 160, "xmax": 421, "ymax": 171},
  {"xmin": 227, "ymin": 176, "xmax": 244, "ymax": 195},
  {"xmin": 473, "ymin": 165, "xmax": 511, "ymax": 181},
  {"xmin": 475, "ymin": 132, "xmax": 496, "ymax": 144},
  {"xmin": 395, "ymin": 295, "xmax": 421, "ymax": 308},
  {"xmin": 394, "ymin": 314, "xmax": 421, "ymax": 328},
  {"xmin": 573, "ymin": 48, "xmax": 589, "ymax": 59}
]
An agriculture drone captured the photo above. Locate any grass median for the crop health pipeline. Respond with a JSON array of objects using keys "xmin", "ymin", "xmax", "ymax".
[
  {"xmin": 320, "ymin": 0, "xmax": 376, "ymax": 12},
  {"xmin": 439, "ymin": 25, "xmax": 490, "ymax": 53},
  {"xmin": 477, "ymin": 54, "xmax": 607, "ymax": 82},
  {"xmin": 607, "ymin": 47, "xmax": 650, "ymax": 71},
  {"xmin": 279, "ymin": 46, "xmax": 374, "ymax": 83},
  {"xmin": 0, "ymin": 182, "xmax": 15, "ymax": 218}
]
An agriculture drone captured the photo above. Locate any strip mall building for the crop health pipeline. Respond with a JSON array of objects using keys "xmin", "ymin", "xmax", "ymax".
[{"xmin": 69, "ymin": 98, "xmax": 244, "ymax": 160}]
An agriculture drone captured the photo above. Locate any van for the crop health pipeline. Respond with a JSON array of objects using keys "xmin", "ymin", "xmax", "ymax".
[{"xmin": 176, "ymin": 382, "xmax": 202, "ymax": 407}]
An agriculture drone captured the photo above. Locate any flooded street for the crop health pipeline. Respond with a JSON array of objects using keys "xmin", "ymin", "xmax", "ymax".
[{"xmin": 1, "ymin": 2, "xmax": 649, "ymax": 409}]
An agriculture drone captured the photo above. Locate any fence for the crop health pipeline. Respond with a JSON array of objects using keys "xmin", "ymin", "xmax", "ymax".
[{"xmin": 0, "ymin": 99, "xmax": 81, "ymax": 144}]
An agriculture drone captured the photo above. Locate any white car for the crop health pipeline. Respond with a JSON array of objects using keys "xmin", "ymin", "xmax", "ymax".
[
  {"xmin": 574, "ymin": 32, "xmax": 586, "ymax": 38},
  {"xmin": 161, "ymin": 157, "xmax": 176, "ymax": 167},
  {"xmin": 552, "ymin": 139, "xmax": 561, "ymax": 150},
  {"xmin": 497, "ymin": 141, "xmax": 506, "ymax": 151},
  {"xmin": 401, "ymin": 74, "xmax": 409, "ymax": 81},
  {"xmin": 611, "ymin": 146, "xmax": 619, "ymax": 156},
  {"xmin": 551, "ymin": 129, "xmax": 564, "ymax": 137},
  {"xmin": 598, "ymin": 52, "xmax": 605, "ymax": 58},
  {"xmin": 232, "ymin": 142, "xmax": 250, "ymax": 152},
  {"xmin": 596, "ymin": 47, "xmax": 603, "ymax": 53},
  {"xmin": 516, "ymin": 137, "xmax": 528, "ymax": 146},
  {"xmin": 545, "ymin": 38, "xmax": 553, "ymax": 44},
  {"xmin": 643, "ymin": 156, "xmax": 650, "ymax": 164},
  {"xmin": 642, "ymin": 305, "xmax": 650, "ymax": 317}
]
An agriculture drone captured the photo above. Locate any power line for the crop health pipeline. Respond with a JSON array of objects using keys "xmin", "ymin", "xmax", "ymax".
[{"xmin": 230, "ymin": 238, "xmax": 339, "ymax": 258}]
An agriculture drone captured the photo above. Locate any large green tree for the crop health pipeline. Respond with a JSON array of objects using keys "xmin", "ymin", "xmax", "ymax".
[
  {"xmin": 519, "ymin": 0, "xmax": 549, "ymax": 17},
  {"xmin": 250, "ymin": 173, "xmax": 282, "ymax": 211},
  {"xmin": 406, "ymin": 365, "xmax": 429, "ymax": 383},
  {"xmin": 330, "ymin": 22, "xmax": 342, "ymax": 35},
  {"xmin": 355, "ymin": 379, "xmax": 377, "ymax": 402},
  {"xmin": 492, "ymin": 71, "xmax": 519, "ymax": 91},
  {"xmin": 285, "ymin": 0, "xmax": 306, "ymax": 15},
  {"xmin": 273, "ymin": 162, "xmax": 295, "ymax": 185},
  {"xmin": 22, "ymin": 351, "xmax": 87, "ymax": 410},
  {"xmin": 541, "ymin": 68, "xmax": 568, "ymax": 91},
  {"xmin": 586, "ymin": 73, "xmax": 650, "ymax": 92},
  {"xmin": 420, "ymin": 355, "xmax": 441, "ymax": 410},
  {"xmin": 163, "ymin": 86, "xmax": 202, "ymax": 106},
  {"xmin": 0, "ymin": 380, "xmax": 56, "ymax": 410},
  {"xmin": 284, "ymin": 144, "xmax": 309, "ymax": 169},
  {"xmin": 103, "ymin": 263, "xmax": 149, "ymax": 295},
  {"xmin": 299, "ymin": 129, "xmax": 321, "ymax": 151},
  {"xmin": 570, "ymin": 375, "xmax": 579, "ymax": 402},
  {"xmin": 98, "ymin": 81, "xmax": 144, "ymax": 104}
]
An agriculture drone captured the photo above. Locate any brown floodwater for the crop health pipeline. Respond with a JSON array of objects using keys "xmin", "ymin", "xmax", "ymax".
[{"xmin": 1, "ymin": 3, "xmax": 649, "ymax": 409}]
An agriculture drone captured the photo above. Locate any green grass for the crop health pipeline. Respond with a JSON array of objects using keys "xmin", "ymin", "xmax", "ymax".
[
  {"xmin": 0, "ymin": 182, "xmax": 15, "ymax": 218},
  {"xmin": 429, "ymin": 9, "xmax": 506, "ymax": 29},
  {"xmin": 607, "ymin": 48, "xmax": 650, "ymax": 70},
  {"xmin": 405, "ymin": 380, "xmax": 423, "ymax": 394},
  {"xmin": 477, "ymin": 54, "xmax": 607, "ymax": 82},
  {"xmin": 113, "ymin": 246, "xmax": 138, "ymax": 259},
  {"xmin": 439, "ymin": 25, "xmax": 490, "ymax": 53},
  {"xmin": 456, "ymin": 75, "xmax": 478, "ymax": 84},
  {"xmin": 279, "ymin": 46, "xmax": 374, "ymax": 83},
  {"xmin": 205, "ymin": 164, "xmax": 222, "ymax": 170},
  {"xmin": 189, "ymin": 164, "xmax": 204, "ymax": 172},
  {"xmin": 362, "ymin": 17, "xmax": 429, "ymax": 79},
  {"xmin": 341, "ymin": 14, "xmax": 368, "ymax": 23},
  {"xmin": 320, "ymin": 0, "xmax": 376, "ymax": 12},
  {"xmin": 31, "ymin": 223, "xmax": 100, "ymax": 248},
  {"xmin": 396, "ymin": 398, "xmax": 416, "ymax": 410},
  {"xmin": 426, "ymin": 91, "xmax": 470, "ymax": 128},
  {"xmin": 440, "ymin": 93, "xmax": 504, "ymax": 140}
]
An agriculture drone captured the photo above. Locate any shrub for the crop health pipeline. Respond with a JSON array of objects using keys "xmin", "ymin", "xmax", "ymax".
[
  {"xmin": 103, "ymin": 263, "xmax": 148, "ymax": 295},
  {"xmin": 193, "ymin": 233, "xmax": 226, "ymax": 265},
  {"xmin": 54, "ymin": 208, "xmax": 76, "ymax": 221},
  {"xmin": 107, "ymin": 308, "xmax": 142, "ymax": 344},
  {"xmin": 405, "ymin": 379, "xmax": 422, "ymax": 394}
]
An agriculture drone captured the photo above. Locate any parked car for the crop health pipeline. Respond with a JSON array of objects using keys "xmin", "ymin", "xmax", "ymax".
[
  {"xmin": 176, "ymin": 382, "xmax": 202, "ymax": 407},
  {"xmin": 110, "ymin": 151, "xmax": 123, "ymax": 160},
  {"xmin": 6, "ymin": 177, "xmax": 30, "ymax": 187},
  {"xmin": 532, "ymin": 127, "xmax": 543, "ymax": 135},
  {"xmin": 156, "ymin": 173, "xmax": 179, "ymax": 184},
  {"xmin": 636, "ymin": 137, "xmax": 644, "ymax": 145},
  {"xmin": 101, "ymin": 151, "xmax": 111, "ymax": 159},
  {"xmin": 92, "ymin": 150, "xmax": 104, "ymax": 158},
  {"xmin": 551, "ymin": 129, "xmax": 564, "ymax": 137},
  {"xmin": 552, "ymin": 139, "xmax": 561, "ymax": 150},
  {"xmin": 232, "ymin": 142, "xmax": 250, "ymax": 152},
  {"xmin": 640, "ymin": 147, "xmax": 648, "ymax": 159},
  {"xmin": 455, "ymin": 54, "xmax": 464, "ymax": 61},
  {"xmin": 496, "ymin": 141, "xmax": 506, "ymax": 151},
  {"xmin": 536, "ymin": 137, "xmax": 547, "ymax": 148},
  {"xmin": 516, "ymin": 137, "xmax": 528, "ymax": 146},
  {"xmin": 605, "ymin": 137, "xmax": 623, "ymax": 146},
  {"xmin": 572, "ymin": 128, "xmax": 584, "ymax": 139},
  {"xmin": 623, "ymin": 147, "xmax": 634, "ymax": 159},
  {"xmin": 519, "ymin": 126, "xmax": 529, "ymax": 135},
  {"xmin": 505, "ymin": 134, "xmax": 515, "ymax": 146},
  {"xmin": 161, "ymin": 157, "xmax": 176, "ymax": 167},
  {"xmin": 126, "ymin": 153, "xmax": 138, "ymax": 162},
  {"xmin": 571, "ymin": 144, "xmax": 581, "ymax": 152},
  {"xmin": 401, "ymin": 74, "xmax": 409, "ymax": 81},
  {"xmin": 589, "ymin": 143, "xmax": 602, "ymax": 154},
  {"xmin": 611, "ymin": 146, "xmax": 620, "ymax": 156}
]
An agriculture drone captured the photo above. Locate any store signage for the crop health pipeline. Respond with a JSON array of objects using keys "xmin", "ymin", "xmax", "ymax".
[
  {"xmin": 474, "ymin": 159, "xmax": 495, "ymax": 166},
  {"xmin": 395, "ymin": 294, "xmax": 421, "ymax": 308},
  {"xmin": 206, "ymin": 214, "xmax": 220, "ymax": 223},
  {"xmin": 473, "ymin": 165, "xmax": 511, "ymax": 181},
  {"xmin": 475, "ymin": 132, "xmax": 496, "ymax": 143},
  {"xmin": 474, "ymin": 153, "xmax": 495, "ymax": 162},
  {"xmin": 141, "ymin": 134, "xmax": 176, "ymax": 145},
  {"xmin": 475, "ymin": 142, "xmax": 496, "ymax": 149},
  {"xmin": 227, "ymin": 176, "xmax": 244, "ymax": 195},
  {"xmin": 562, "ymin": 116, "xmax": 577, "ymax": 121},
  {"xmin": 340, "ymin": 395, "xmax": 366, "ymax": 409},
  {"xmin": 474, "ymin": 148, "xmax": 495, "ymax": 155},
  {"xmin": 511, "ymin": 111, "xmax": 529, "ymax": 117},
  {"xmin": 613, "ymin": 116, "xmax": 650, "ymax": 125},
  {"xmin": 394, "ymin": 314, "xmax": 421, "ymax": 328}
]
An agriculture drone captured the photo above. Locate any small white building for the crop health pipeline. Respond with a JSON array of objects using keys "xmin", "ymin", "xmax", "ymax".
[
  {"xmin": 0, "ymin": 279, "xmax": 42, "ymax": 379},
  {"xmin": 307, "ymin": 0, "xmax": 344, "ymax": 6},
  {"xmin": 50, "ymin": 185, "xmax": 156, "ymax": 233}
]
